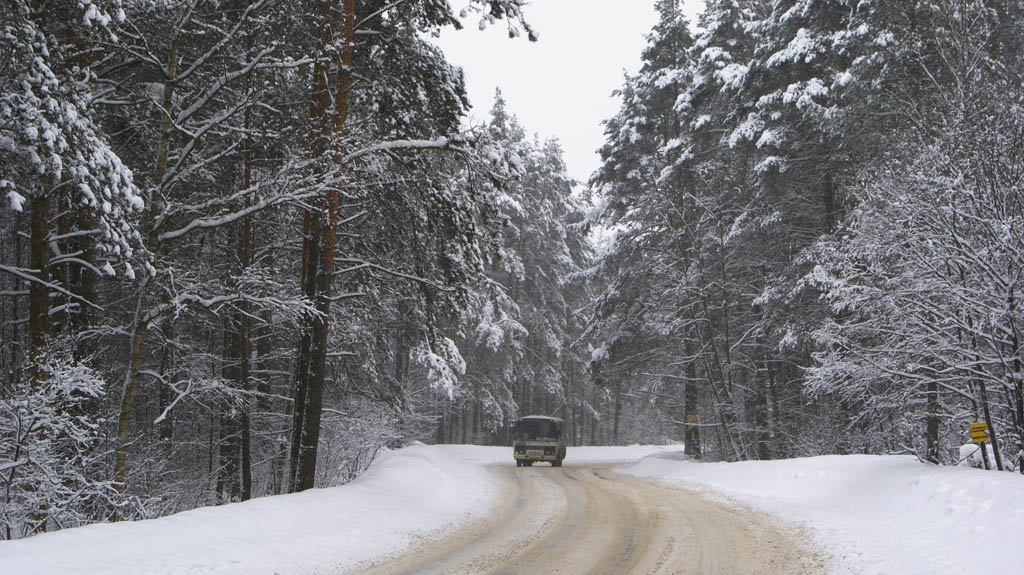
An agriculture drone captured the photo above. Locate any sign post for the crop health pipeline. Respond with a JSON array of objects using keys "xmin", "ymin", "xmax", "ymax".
[
  {"xmin": 970, "ymin": 422, "xmax": 990, "ymax": 470},
  {"xmin": 970, "ymin": 422, "xmax": 989, "ymax": 444}
]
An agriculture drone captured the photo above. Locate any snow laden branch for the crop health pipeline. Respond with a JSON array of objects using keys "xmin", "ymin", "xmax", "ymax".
[
  {"xmin": 171, "ymin": 0, "xmax": 274, "ymax": 85},
  {"xmin": 141, "ymin": 371, "xmax": 193, "ymax": 426},
  {"xmin": 0, "ymin": 265, "xmax": 103, "ymax": 311},
  {"xmin": 0, "ymin": 459, "xmax": 30, "ymax": 474},
  {"xmin": 335, "ymin": 258, "xmax": 455, "ymax": 292},
  {"xmin": 158, "ymin": 189, "xmax": 318, "ymax": 242},
  {"xmin": 157, "ymin": 160, "xmax": 323, "ymax": 241},
  {"xmin": 157, "ymin": 137, "xmax": 484, "ymax": 244},
  {"xmin": 341, "ymin": 135, "xmax": 520, "ymax": 184},
  {"xmin": 342, "ymin": 136, "xmax": 472, "ymax": 164},
  {"xmin": 140, "ymin": 292, "xmax": 317, "ymax": 326}
]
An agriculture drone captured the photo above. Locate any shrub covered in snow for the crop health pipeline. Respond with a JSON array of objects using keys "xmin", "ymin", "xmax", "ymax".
[{"xmin": 0, "ymin": 341, "xmax": 129, "ymax": 539}]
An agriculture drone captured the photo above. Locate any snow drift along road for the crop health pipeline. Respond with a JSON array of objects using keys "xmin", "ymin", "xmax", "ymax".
[{"xmin": 621, "ymin": 452, "xmax": 1024, "ymax": 575}]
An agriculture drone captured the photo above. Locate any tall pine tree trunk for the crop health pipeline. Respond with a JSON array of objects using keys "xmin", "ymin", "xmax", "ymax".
[
  {"xmin": 238, "ymin": 205, "xmax": 254, "ymax": 500},
  {"xmin": 294, "ymin": 0, "xmax": 355, "ymax": 492},
  {"xmin": 288, "ymin": 0, "xmax": 331, "ymax": 487},
  {"xmin": 288, "ymin": 212, "xmax": 316, "ymax": 491},
  {"xmin": 237, "ymin": 16, "xmax": 256, "ymax": 499}
]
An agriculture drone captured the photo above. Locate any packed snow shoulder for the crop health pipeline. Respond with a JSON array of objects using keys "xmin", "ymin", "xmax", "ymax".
[
  {"xmin": 620, "ymin": 453, "xmax": 1024, "ymax": 575},
  {"xmin": 0, "ymin": 445, "xmax": 498, "ymax": 575}
]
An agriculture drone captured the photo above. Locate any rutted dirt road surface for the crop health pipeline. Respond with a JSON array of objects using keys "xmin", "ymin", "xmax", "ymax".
[{"xmin": 354, "ymin": 464, "xmax": 827, "ymax": 575}]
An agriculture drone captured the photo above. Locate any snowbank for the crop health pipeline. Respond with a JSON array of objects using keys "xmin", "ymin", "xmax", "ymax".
[
  {"xmin": 620, "ymin": 453, "xmax": 1024, "ymax": 575},
  {"xmin": 558, "ymin": 444, "xmax": 682, "ymax": 464},
  {"xmin": 0, "ymin": 445, "xmax": 496, "ymax": 575}
]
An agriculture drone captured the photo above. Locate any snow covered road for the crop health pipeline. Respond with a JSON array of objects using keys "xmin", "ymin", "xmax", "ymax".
[{"xmin": 354, "ymin": 463, "xmax": 825, "ymax": 575}]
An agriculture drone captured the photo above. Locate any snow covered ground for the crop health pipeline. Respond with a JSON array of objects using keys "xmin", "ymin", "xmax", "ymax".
[
  {"xmin": 620, "ymin": 452, "xmax": 1024, "ymax": 575},
  {"xmin": 1, "ymin": 444, "xmax": 1021, "ymax": 574},
  {"xmin": 0, "ymin": 444, "xmax": 674, "ymax": 575}
]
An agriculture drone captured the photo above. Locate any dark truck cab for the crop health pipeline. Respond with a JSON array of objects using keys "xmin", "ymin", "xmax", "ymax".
[{"xmin": 513, "ymin": 415, "xmax": 567, "ymax": 467}]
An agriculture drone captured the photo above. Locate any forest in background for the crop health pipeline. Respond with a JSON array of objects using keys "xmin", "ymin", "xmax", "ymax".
[
  {"xmin": 592, "ymin": 0, "xmax": 1024, "ymax": 471},
  {"xmin": 2, "ymin": 0, "xmax": 1023, "ymax": 540}
]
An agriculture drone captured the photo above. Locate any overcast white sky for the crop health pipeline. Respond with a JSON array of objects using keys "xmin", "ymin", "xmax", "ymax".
[{"xmin": 434, "ymin": 1, "xmax": 706, "ymax": 182}]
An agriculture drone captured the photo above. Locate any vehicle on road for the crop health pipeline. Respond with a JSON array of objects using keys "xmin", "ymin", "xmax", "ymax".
[{"xmin": 513, "ymin": 415, "xmax": 566, "ymax": 467}]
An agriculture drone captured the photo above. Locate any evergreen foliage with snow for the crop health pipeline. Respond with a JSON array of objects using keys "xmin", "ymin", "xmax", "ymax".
[
  {"xmin": 590, "ymin": 0, "xmax": 1024, "ymax": 467},
  {"xmin": 2, "ymin": 0, "xmax": 1024, "ymax": 544}
]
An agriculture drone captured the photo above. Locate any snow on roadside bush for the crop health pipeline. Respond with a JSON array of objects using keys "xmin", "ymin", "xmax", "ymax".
[{"xmin": 0, "ymin": 341, "xmax": 128, "ymax": 539}]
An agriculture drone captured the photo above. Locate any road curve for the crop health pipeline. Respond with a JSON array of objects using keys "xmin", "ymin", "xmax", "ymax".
[{"xmin": 352, "ymin": 464, "xmax": 826, "ymax": 575}]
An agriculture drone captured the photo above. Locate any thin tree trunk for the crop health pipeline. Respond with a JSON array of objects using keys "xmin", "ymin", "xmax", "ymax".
[
  {"xmin": 114, "ymin": 12, "xmax": 184, "ymax": 489},
  {"xmin": 964, "ymin": 296, "xmax": 1005, "ymax": 471},
  {"xmin": 436, "ymin": 409, "xmax": 446, "ymax": 444},
  {"xmin": 236, "ymin": 218, "xmax": 254, "ymax": 501},
  {"xmin": 823, "ymin": 166, "xmax": 837, "ymax": 234},
  {"xmin": 72, "ymin": 201, "xmax": 97, "ymax": 360},
  {"xmin": 589, "ymin": 383, "xmax": 598, "ymax": 445},
  {"xmin": 684, "ymin": 339, "xmax": 701, "ymax": 458},
  {"xmin": 4, "ymin": 215, "xmax": 24, "ymax": 391},
  {"xmin": 219, "ymin": 315, "xmax": 241, "ymax": 503},
  {"xmin": 238, "ymin": 18, "xmax": 256, "ymax": 499},
  {"xmin": 767, "ymin": 356, "xmax": 780, "ymax": 457},
  {"xmin": 27, "ymin": 190, "xmax": 51, "ymax": 383},
  {"xmin": 472, "ymin": 379, "xmax": 481, "ymax": 443},
  {"xmin": 925, "ymin": 379, "xmax": 939, "ymax": 464},
  {"xmin": 447, "ymin": 407, "xmax": 455, "ymax": 444},
  {"xmin": 576, "ymin": 386, "xmax": 584, "ymax": 446},
  {"xmin": 978, "ymin": 379, "xmax": 1004, "ymax": 471},
  {"xmin": 565, "ymin": 354, "xmax": 576, "ymax": 446},
  {"xmin": 157, "ymin": 318, "xmax": 175, "ymax": 442},
  {"xmin": 696, "ymin": 298, "xmax": 743, "ymax": 460},
  {"xmin": 612, "ymin": 383, "xmax": 622, "ymax": 445},
  {"xmin": 54, "ymin": 190, "xmax": 71, "ymax": 334},
  {"xmin": 1007, "ymin": 289, "xmax": 1024, "ymax": 474}
]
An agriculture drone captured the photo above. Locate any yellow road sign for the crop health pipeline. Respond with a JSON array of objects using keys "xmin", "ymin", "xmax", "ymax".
[
  {"xmin": 686, "ymin": 414, "xmax": 699, "ymax": 425},
  {"xmin": 970, "ymin": 422, "xmax": 989, "ymax": 444}
]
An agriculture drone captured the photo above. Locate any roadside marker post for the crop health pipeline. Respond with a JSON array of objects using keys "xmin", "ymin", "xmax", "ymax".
[
  {"xmin": 970, "ymin": 422, "xmax": 991, "ymax": 470},
  {"xmin": 970, "ymin": 422, "xmax": 989, "ymax": 444}
]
